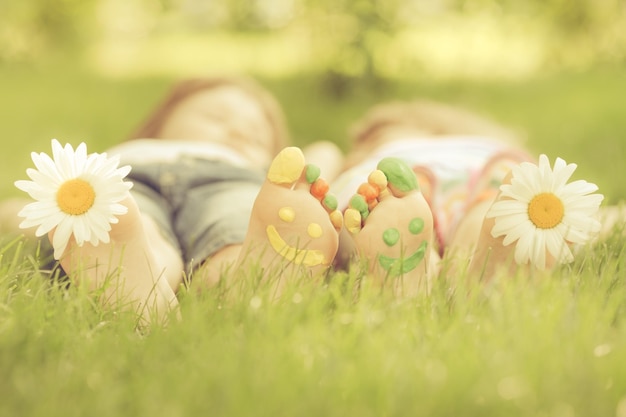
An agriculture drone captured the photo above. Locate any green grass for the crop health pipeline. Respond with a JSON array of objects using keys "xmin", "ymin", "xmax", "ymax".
[
  {"xmin": 2, "ymin": 232, "xmax": 626, "ymax": 416},
  {"xmin": 2, "ymin": 60, "xmax": 626, "ymax": 416}
]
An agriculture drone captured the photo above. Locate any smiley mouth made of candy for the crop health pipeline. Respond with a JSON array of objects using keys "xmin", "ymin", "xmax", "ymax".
[
  {"xmin": 377, "ymin": 219, "xmax": 428, "ymax": 276},
  {"xmin": 378, "ymin": 241, "xmax": 427, "ymax": 276},
  {"xmin": 265, "ymin": 206, "xmax": 328, "ymax": 267}
]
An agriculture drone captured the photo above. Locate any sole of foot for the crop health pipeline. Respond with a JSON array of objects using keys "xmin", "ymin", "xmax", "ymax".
[
  {"xmin": 237, "ymin": 147, "xmax": 343, "ymax": 289},
  {"xmin": 447, "ymin": 151, "xmax": 535, "ymax": 277},
  {"xmin": 468, "ymin": 188, "xmax": 562, "ymax": 281},
  {"xmin": 344, "ymin": 157, "xmax": 437, "ymax": 296},
  {"xmin": 56, "ymin": 195, "xmax": 180, "ymax": 326}
]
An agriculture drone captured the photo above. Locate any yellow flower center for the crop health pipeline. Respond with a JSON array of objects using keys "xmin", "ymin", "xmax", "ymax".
[
  {"xmin": 528, "ymin": 192, "xmax": 564, "ymax": 229},
  {"xmin": 56, "ymin": 179, "xmax": 95, "ymax": 215}
]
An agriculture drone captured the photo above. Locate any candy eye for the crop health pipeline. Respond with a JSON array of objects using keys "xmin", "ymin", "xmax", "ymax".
[
  {"xmin": 278, "ymin": 206, "xmax": 295, "ymax": 222},
  {"xmin": 409, "ymin": 218, "xmax": 424, "ymax": 235},
  {"xmin": 308, "ymin": 223, "xmax": 322, "ymax": 238},
  {"xmin": 382, "ymin": 217, "xmax": 424, "ymax": 247},
  {"xmin": 278, "ymin": 206, "xmax": 323, "ymax": 239},
  {"xmin": 383, "ymin": 228, "xmax": 400, "ymax": 247}
]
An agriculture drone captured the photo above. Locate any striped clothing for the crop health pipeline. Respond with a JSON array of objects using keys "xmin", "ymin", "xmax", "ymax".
[{"xmin": 331, "ymin": 136, "xmax": 509, "ymax": 249}]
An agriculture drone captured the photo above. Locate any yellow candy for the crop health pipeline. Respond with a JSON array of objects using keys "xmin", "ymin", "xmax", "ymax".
[
  {"xmin": 344, "ymin": 208, "xmax": 362, "ymax": 234},
  {"xmin": 267, "ymin": 147, "xmax": 305, "ymax": 185},
  {"xmin": 329, "ymin": 210, "xmax": 343, "ymax": 230},
  {"xmin": 307, "ymin": 223, "xmax": 323, "ymax": 238},
  {"xmin": 278, "ymin": 206, "xmax": 295, "ymax": 223},
  {"xmin": 368, "ymin": 169, "xmax": 387, "ymax": 190},
  {"xmin": 266, "ymin": 225, "xmax": 327, "ymax": 266}
]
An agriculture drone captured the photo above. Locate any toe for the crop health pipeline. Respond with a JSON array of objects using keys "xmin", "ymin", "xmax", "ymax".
[
  {"xmin": 376, "ymin": 157, "xmax": 419, "ymax": 198},
  {"xmin": 344, "ymin": 208, "xmax": 362, "ymax": 234},
  {"xmin": 265, "ymin": 146, "xmax": 343, "ymax": 235},
  {"xmin": 267, "ymin": 147, "xmax": 306, "ymax": 187}
]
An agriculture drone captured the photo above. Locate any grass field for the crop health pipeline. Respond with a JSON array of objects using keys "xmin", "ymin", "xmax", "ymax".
[{"xmin": 1, "ymin": 58, "xmax": 626, "ymax": 416}]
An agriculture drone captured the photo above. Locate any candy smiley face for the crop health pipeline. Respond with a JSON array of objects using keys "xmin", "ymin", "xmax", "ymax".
[
  {"xmin": 377, "ymin": 217, "xmax": 427, "ymax": 276},
  {"xmin": 265, "ymin": 206, "xmax": 328, "ymax": 267}
]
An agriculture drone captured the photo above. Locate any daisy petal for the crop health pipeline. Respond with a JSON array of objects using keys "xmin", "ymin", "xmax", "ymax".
[
  {"xmin": 531, "ymin": 231, "xmax": 546, "ymax": 270},
  {"xmin": 486, "ymin": 199, "xmax": 527, "ymax": 218},
  {"xmin": 488, "ymin": 154, "xmax": 603, "ymax": 269},
  {"xmin": 514, "ymin": 232, "xmax": 533, "ymax": 265},
  {"xmin": 52, "ymin": 217, "xmax": 74, "ymax": 259},
  {"xmin": 14, "ymin": 139, "xmax": 134, "ymax": 258},
  {"xmin": 35, "ymin": 212, "xmax": 67, "ymax": 236},
  {"xmin": 550, "ymin": 159, "xmax": 576, "ymax": 191}
]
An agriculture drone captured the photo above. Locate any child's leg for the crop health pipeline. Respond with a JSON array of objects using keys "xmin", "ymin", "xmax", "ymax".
[
  {"xmin": 446, "ymin": 151, "xmax": 534, "ymax": 277},
  {"xmin": 342, "ymin": 158, "xmax": 439, "ymax": 296},
  {"xmin": 446, "ymin": 200, "xmax": 493, "ymax": 261},
  {"xmin": 55, "ymin": 195, "xmax": 182, "ymax": 325},
  {"xmin": 449, "ymin": 198, "xmax": 522, "ymax": 279},
  {"xmin": 453, "ymin": 153, "xmax": 603, "ymax": 280},
  {"xmin": 198, "ymin": 147, "xmax": 342, "ymax": 290}
]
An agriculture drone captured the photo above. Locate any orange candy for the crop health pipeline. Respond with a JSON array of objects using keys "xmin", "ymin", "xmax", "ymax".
[
  {"xmin": 357, "ymin": 182, "xmax": 379, "ymax": 202},
  {"xmin": 310, "ymin": 178, "xmax": 329, "ymax": 200}
]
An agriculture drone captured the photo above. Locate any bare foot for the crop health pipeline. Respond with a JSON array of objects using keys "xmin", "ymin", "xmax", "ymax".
[
  {"xmin": 57, "ymin": 195, "xmax": 181, "ymax": 326},
  {"xmin": 448, "ymin": 151, "xmax": 535, "ymax": 276},
  {"xmin": 344, "ymin": 157, "xmax": 437, "ymax": 296},
  {"xmin": 237, "ymin": 147, "xmax": 343, "ymax": 287},
  {"xmin": 466, "ymin": 209, "xmax": 523, "ymax": 280},
  {"xmin": 468, "ymin": 154, "xmax": 603, "ymax": 280}
]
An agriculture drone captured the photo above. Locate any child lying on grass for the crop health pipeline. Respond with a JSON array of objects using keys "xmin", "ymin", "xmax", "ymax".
[
  {"xmin": 13, "ymin": 77, "xmax": 344, "ymax": 325},
  {"xmin": 328, "ymin": 100, "xmax": 603, "ymax": 295},
  {"xmin": 11, "ymin": 77, "xmax": 604, "ymax": 325}
]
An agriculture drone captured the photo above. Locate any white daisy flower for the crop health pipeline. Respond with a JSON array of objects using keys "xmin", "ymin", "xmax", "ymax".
[
  {"xmin": 15, "ymin": 139, "xmax": 133, "ymax": 260},
  {"xmin": 486, "ymin": 154, "xmax": 603, "ymax": 269}
]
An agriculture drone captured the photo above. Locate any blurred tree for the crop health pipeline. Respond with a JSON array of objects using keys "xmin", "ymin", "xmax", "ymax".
[
  {"xmin": 0, "ymin": 0, "xmax": 98, "ymax": 61},
  {"xmin": 168, "ymin": 0, "xmax": 296, "ymax": 31},
  {"xmin": 2, "ymin": 0, "xmax": 624, "ymax": 88},
  {"xmin": 225, "ymin": 0, "xmax": 267, "ymax": 30},
  {"xmin": 452, "ymin": 0, "xmax": 626, "ymax": 66},
  {"xmin": 303, "ymin": 0, "xmax": 405, "ymax": 96},
  {"xmin": 534, "ymin": 0, "xmax": 626, "ymax": 66}
]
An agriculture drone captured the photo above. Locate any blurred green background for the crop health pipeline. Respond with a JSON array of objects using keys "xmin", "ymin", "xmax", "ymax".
[{"xmin": 1, "ymin": 0, "xmax": 625, "ymax": 201}]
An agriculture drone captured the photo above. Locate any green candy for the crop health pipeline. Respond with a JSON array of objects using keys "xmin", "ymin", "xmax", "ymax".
[
  {"xmin": 323, "ymin": 194, "xmax": 338, "ymax": 211},
  {"xmin": 409, "ymin": 218, "xmax": 424, "ymax": 235},
  {"xmin": 378, "ymin": 241, "xmax": 428, "ymax": 277},
  {"xmin": 376, "ymin": 157, "xmax": 418, "ymax": 192},
  {"xmin": 383, "ymin": 228, "xmax": 400, "ymax": 247},
  {"xmin": 305, "ymin": 164, "xmax": 321, "ymax": 184},
  {"xmin": 349, "ymin": 194, "xmax": 369, "ymax": 215}
]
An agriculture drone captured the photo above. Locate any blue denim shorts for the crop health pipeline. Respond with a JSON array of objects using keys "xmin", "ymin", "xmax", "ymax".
[{"xmin": 127, "ymin": 157, "xmax": 264, "ymax": 268}]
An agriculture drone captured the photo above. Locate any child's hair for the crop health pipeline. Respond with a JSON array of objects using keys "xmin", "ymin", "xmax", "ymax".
[
  {"xmin": 351, "ymin": 99, "xmax": 519, "ymax": 145},
  {"xmin": 344, "ymin": 99, "xmax": 522, "ymax": 168},
  {"xmin": 128, "ymin": 76, "xmax": 289, "ymax": 156}
]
